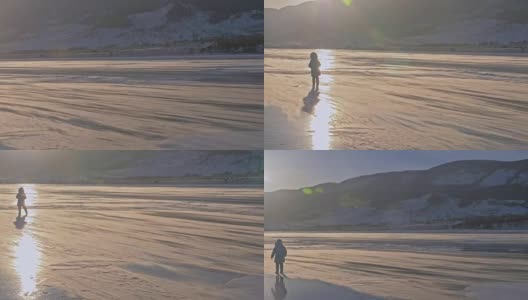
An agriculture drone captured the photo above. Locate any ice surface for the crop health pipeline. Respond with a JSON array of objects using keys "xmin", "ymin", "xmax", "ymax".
[
  {"xmin": 466, "ymin": 282, "xmax": 528, "ymax": 300},
  {"xmin": 0, "ymin": 56, "xmax": 263, "ymax": 149},
  {"xmin": 264, "ymin": 275, "xmax": 383, "ymax": 300},
  {"xmin": 264, "ymin": 49, "xmax": 528, "ymax": 150},
  {"xmin": 0, "ymin": 184, "xmax": 263, "ymax": 299},
  {"xmin": 265, "ymin": 231, "xmax": 528, "ymax": 300}
]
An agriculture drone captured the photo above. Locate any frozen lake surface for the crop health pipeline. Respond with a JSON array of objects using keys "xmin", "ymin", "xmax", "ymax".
[
  {"xmin": 265, "ymin": 49, "xmax": 528, "ymax": 150},
  {"xmin": 265, "ymin": 231, "xmax": 528, "ymax": 300},
  {"xmin": 0, "ymin": 55, "xmax": 263, "ymax": 150},
  {"xmin": 0, "ymin": 184, "xmax": 263, "ymax": 300}
]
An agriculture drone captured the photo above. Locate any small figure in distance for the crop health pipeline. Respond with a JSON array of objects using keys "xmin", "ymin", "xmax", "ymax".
[
  {"xmin": 271, "ymin": 239, "xmax": 288, "ymax": 275},
  {"xmin": 309, "ymin": 52, "xmax": 321, "ymax": 91},
  {"xmin": 16, "ymin": 187, "xmax": 28, "ymax": 217}
]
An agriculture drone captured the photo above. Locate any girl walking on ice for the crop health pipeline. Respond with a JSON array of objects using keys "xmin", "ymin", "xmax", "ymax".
[
  {"xmin": 16, "ymin": 187, "xmax": 28, "ymax": 217},
  {"xmin": 271, "ymin": 239, "xmax": 287, "ymax": 275},
  {"xmin": 309, "ymin": 52, "xmax": 321, "ymax": 91}
]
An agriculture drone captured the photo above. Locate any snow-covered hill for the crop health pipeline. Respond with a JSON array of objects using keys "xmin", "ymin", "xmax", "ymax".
[
  {"xmin": 265, "ymin": 0, "xmax": 528, "ymax": 49},
  {"xmin": 106, "ymin": 151, "xmax": 264, "ymax": 178},
  {"xmin": 0, "ymin": 151, "xmax": 263, "ymax": 183},
  {"xmin": 265, "ymin": 159, "xmax": 528, "ymax": 230},
  {"xmin": 0, "ymin": 0, "xmax": 263, "ymax": 53}
]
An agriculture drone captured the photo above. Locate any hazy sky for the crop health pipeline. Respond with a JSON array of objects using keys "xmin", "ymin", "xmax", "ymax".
[
  {"xmin": 265, "ymin": 0, "xmax": 311, "ymax": 9},
  {"xmin": 265, "ymin": 151, "xmax": 528, "ymax": 192}
]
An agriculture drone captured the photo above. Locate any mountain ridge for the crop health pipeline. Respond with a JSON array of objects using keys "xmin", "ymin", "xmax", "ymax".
[
  {"xmin": 0, "ymin": 0, "xmax": 263, "ymax": 53},
  {"xmin": 0, "ymin": 151, "xmax": 264, "ymax": 184},
  {"xmin": 268, "ymin": 159, "xmax": 528, "ymax": 193},
  {"xmin": 265, "ymin": 159, "xmax": 528, "ymax": 230},
  {"xmin": 265, "ymin": 0, "xmax": 528, "ymax": 49}
]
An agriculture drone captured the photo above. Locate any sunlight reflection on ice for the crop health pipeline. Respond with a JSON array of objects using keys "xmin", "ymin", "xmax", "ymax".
[
  {"xmin": 14, "ymin": 234, "xmax": 42, "ymax": 297},
  {"xmin": 24, "ymin": 184, "xmax": 37, "ymax": 207},
  {"xmin": 12, "ymin": 184, "xmax": 41, "ymax": 298},
  {"xmin": 309, "ymin": 49, "xmax": 336, "ymax": 150}
]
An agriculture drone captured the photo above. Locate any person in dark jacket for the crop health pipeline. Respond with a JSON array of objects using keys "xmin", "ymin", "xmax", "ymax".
[
  {"xmin": 271, "ymin": 239, "xmax": 287, "ymax": 275},
  {"xmin": 16, "ymin": 187, "xmax": 28, "ymax": 217},
  {"xmin": 309, "ymin": 52, "xmax": 321, "ymax": 91}
]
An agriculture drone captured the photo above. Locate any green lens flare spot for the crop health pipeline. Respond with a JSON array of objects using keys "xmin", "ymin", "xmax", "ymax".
[
  {"xmin": 303, "ymin": 188, "xmax": 313, "ymax": 195},
  {"xmin": 342, "ymin": 0, "xmax": 352, "ymax": 6}
]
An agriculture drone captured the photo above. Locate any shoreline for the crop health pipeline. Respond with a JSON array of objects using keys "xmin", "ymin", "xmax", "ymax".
[
  {"xmin": 264, "ymin": 46, "xmax": 528, "ymax": 57},
  {"xmin": 0, "ymin": 52, "xmax": 264, "ymax": 61},
  {"xmin": 265, "ymin": 229, "xmax": 528, "ymax": 233},
  {"xmin": 0, "ymin": 182, "xmax": 263, "ymax": 188}
]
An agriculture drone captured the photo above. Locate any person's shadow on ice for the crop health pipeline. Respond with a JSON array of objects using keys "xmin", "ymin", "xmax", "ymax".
[
  {"xmin": 272, "ymin": 275, "xmax": 287, "ymax": 300},
  {"xmin": 302, "ymin": 90, "xmax": 320, "ymax": 114},
  {"xmin": 14, "ymin": 216, "xmax": 27, "ymax": 230}
]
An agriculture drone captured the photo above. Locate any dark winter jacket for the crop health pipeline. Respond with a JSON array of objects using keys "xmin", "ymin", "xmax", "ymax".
[
  {"xmin": 309, "ymin": 59, "xmax": 321, "ymax": 77},
  {"xmin": 16, "ymin": 192, "xmax": 26, "ymax": 207},
  {"xmin": 271, "ymin": 244, "xmax": 287, "ymax": 263}
]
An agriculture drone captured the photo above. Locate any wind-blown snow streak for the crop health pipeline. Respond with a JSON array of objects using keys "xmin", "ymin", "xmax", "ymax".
[
  {"xmin": 0, "ymin": 56, "xmax": 263, "ymax": 149},
  {"xmin": 0, "ymin": 185, "xmax": 263, "ymax": 300},
  {"xmin": 265, "ymin": 49, "xmax": 528, "ymax": 150}
]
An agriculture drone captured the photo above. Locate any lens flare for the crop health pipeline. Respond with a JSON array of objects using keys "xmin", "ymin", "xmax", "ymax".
[
  {"xmin": 303, "ymin": 187, "xmax": 324, "ymax": 195},
  {"xmin": 303, "ymin": 188, "xmax": 313, "ymax": 195},
  {"xmin": 343, "ymin": 0, "xmax": 353, "ymax": 6}
]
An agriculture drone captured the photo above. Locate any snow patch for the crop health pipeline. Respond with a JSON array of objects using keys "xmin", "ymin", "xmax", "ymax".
[
  {"xmin": 312, "ymin": 197, "xmax": 528, "ymax": 228},
  {"xmin": 415, "ymin": 198, "xmax": 528, "ymax": 223},
  {"xmin": 432, "ymin": 171, "xmax": 484, "ymax": 186},
  {"xmin": 0, "ymin": 11, "xmax": 262, "ymax": 52},
  {"xmin": 108, "ymin": 152, "xmax": 262, "ymax": 178},
  {"xmin": 128, "ymin": 4, "xmax": 173, "ymax": 29},
  {"xmin": 400, "ymin": 194, "xmax": 431, "ymax": 211},
  {"xmin": 512, "ymin": 172, "xmax": 528, "ymax": 185},
  {"xmin": 406, "ymin": 19, "xmax": 528, "ymax": 44},
  {"xmin": 480, "ymin": 169, "xmax": 517, "ymax": 187}
]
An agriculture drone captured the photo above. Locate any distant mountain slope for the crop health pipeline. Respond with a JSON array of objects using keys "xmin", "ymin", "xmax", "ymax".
[
  {"xmin": 0, "ymin": 0, "xmax": 263, "ymax": 53},
  {"xmin": 0, "ymin": 151, "xmax": 263, "ymax": 183},
  {"xmin": 265, "ymin": 0, "xmax": 528, "ymax": 48},
  {"xmin": 265, "ymin": 159, "xmax": 528, "ymax": 230}
]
